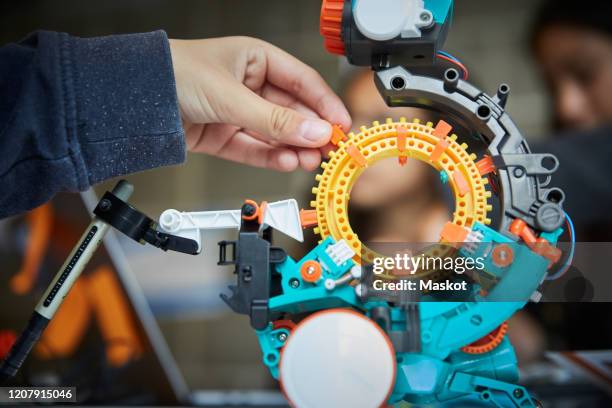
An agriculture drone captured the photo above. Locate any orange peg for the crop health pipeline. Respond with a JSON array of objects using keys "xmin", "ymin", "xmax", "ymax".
[
  {"xmin": 346, "ymin": 145, "xmax": 367, "ymax": 167},
  {"xmin": 397, "ymin": 126, "xmax": 408, "ymax": 152},
  {"xmin": 475, "ymin": 155, "xmax": 496, "ymax": 176},
  {"xmin": 300, "ymin": 209, "xmax": 318, "ymax": 228},
  {"xmin": 330, "ymin": 124, "xmax": 348, "ymax": 145},
  {"xmin": 432, "ymin": 120, "xmax": 452, "ymax": 138}
]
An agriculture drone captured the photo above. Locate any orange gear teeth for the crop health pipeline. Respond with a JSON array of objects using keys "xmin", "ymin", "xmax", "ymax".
[
  {"xmin": 461, "ymin": 322, "xmax": 508, "ymax": 354},
  {"xmin": 320, "ymin": 0, "xmax": 345, "ymax": 55}
]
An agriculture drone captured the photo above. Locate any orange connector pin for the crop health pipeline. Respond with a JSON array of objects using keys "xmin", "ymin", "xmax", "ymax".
[
  {"xmin": 299, "ymin": 209, "xmax": 318, "ymax": 228},
  {"xmin": 330, "ymin": 124, "xmax": 347, "ymax": 145}
]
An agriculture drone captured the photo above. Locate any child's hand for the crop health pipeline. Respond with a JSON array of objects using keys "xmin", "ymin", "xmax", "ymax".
[{"xmin": 170, "ymin": 37, "xmax": 351, "ymax": 171}]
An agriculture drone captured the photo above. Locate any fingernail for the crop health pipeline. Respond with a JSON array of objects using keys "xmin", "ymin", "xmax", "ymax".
[{"xmin": 300, "ymin": 120, "xmax": 332, "ymax": 142}]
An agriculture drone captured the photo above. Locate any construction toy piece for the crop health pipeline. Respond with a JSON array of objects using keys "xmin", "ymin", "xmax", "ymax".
[
  {"xmin": 311, "ymin": 118, "xmax": 490, "ymax": 264},
  {"xmin": 491, "ymin": 244, "xmax": 514, "ymax": 268},
  {"xmin": 300, "ymin": 260, "xmax": 323, "ymax": 283},
  {"xmin": 330, "ymin": 124, "xmax": 348, "ymax": 145},
  {"xmin": 319, "ymin": 0, "xmax": 345, "ymax": 55},
  {"xmin": 278, "ymin": 309, "xmax": 396, "ymax": 408},
  {"xmin": 461, "ymin": 322, "xmax": 509, "ymax": 354},
  {"xmin": 159, "ymin": 199, "xmax": 305, "ymax": 251},
  {"xmin": 509, "ymin": 219, "xmax": 562, "ymax": 265}
]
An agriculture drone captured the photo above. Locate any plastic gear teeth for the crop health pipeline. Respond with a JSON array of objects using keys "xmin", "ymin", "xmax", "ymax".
[
  {"xmin": 461, "ymin": 322, "xmax": 508, "ymax": 354},
  {"xmin": 310, "ymin": 118, "xmax": 491, "ymax": 265}
]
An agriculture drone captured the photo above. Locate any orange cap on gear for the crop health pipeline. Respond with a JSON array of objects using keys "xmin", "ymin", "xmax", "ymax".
[{"xmin": 320, "ymin": 0, "xmax": 345, "ymax": 55}]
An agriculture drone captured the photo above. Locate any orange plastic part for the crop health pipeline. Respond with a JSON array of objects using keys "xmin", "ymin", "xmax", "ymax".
[
  {"xmin": 320, "ymin": 0, "xmax": 345, "ymax": 55},
  {"xmin": 398, "ymin": 156, "xmax": 408, "ymax": 166},
  {"xmin": 432, "ymin": 120, "xmax": 452, "ymax": 138},
  {"xmin": 346, "ymin": 144, "xmax": 367, "ymax": 168},
  {"xmin": 491, "ymin": 244, "xmax": 514, "ymax": 268},
  {"xmin": 453, "ymin": 170, "xmax": 470, "ymax": 197},
  {"xmin": 300, "ymin": 209, "xmax": 318, "ymax": 228},
  {"xmin": 429, "ymin": 138, "xmax": 450, "ymax": 162},
  {"xmin": 475, "ymin": 155, "xmax": 496, "ymax": 176},
  {"xmin": 509, "ymin": 219, "xmax": 562, "ymax": 265},
  {"xmin": 273, "ymin": 320, "xmax": 297, "ymax": 331},
  {"xmin": 397, "ymin": 126, "xmax": 408, "ymax": 152},
  {"xmin": 258, "ymin": 201, "xmax": 268, "ymax": 225},
  {"xmin": 330, "ymin": 124, "xmax": 348, "ymax": 145},
  {"xmin": 461, "ymin": 322, "xmax": 508, "ymax": 354},
  {"xmin": 300, "ymin": 260, "xmax": 323, "ymax": 283},
  {"xmin": 242, "ymin": 199, "xmax": 260, "ymax": 221},
  {"xmin": 440, "ymin": 221, "xmax": 469, "ymax": 244}
]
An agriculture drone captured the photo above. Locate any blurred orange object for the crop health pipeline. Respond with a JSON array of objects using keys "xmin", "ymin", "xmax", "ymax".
[
  {"xmin": 10, "ymin": 204, "xmax": 53, "ymax": 295},
  {"xmin": 0, "ymin": 330, "xmax": 17, "ymax": 360},
  {"xmin": 35, "ymin": 266, "xmax": 143, "ymax": 367}
]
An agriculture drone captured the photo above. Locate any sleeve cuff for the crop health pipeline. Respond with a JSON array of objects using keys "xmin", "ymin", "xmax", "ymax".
[{"xmin": 59, "ymin": 30, "xmax": 186, "ymax": 189}]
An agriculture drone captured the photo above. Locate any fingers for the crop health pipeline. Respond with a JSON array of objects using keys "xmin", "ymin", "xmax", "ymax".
[
  {"xmin": 212, "ymin": 130, "xmax": 300, "ymax": 172},
  {"xmin": 259, "ymin": 83, "xmax": 319, "ymax": 119},
  {"xmin": 260, "ymin": 42, "xmax": 352, "ymax": 131},
  {"xmin": 188, "ymin": 123, "xmax": 322, "ymax": 172},
  {"xmin": 297, "ymin": 148, "xmax": 322, "ymax": 171},
  {"xmin": 217, "ymin": 77, "xmax": 332, "ymax": 147}
]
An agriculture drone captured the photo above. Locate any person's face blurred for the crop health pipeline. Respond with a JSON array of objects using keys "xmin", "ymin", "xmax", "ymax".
[
  {"xmin": 344, "ymin": 71, "xmax": 433, "ymax": 208},
  {"xmin": 535, "ymin": 24, "xmax": 612, "ymax": 130}
]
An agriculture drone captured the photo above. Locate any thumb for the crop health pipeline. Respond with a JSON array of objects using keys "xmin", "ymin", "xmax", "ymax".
[{"xmin": 221, "ymin": 81, "xmax": 332, "ymax": 147}]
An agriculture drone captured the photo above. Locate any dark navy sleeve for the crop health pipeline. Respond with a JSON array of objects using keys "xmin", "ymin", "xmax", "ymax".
[{"xmin": 0, "ymin": 30, "xmax": 186, "ymax": 219}]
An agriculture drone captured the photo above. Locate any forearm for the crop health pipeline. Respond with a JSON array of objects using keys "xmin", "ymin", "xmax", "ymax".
[{"xmin": 0, "ymin": 30, "xmax": 185, "ymax": 219}]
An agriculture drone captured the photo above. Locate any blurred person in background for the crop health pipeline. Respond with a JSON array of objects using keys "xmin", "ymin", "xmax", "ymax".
[
  {"xmin": 531, "ymin": 0, "xmax": 612, "ymax": 241},
  {"xmin": 526, "ymin": 0, "xmax": 612, "ymax": 352}
]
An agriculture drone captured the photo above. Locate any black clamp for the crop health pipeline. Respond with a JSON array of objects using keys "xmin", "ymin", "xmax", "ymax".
[
  {"xmin": 94, "ymin": 191, "xmax": 199, "ymax": 255},
  {"xmin": 218, "ymin": 203, "xmax": 287, "ymax": 330}
]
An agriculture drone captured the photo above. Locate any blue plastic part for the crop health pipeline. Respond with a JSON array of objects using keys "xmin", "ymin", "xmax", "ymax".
[
  {"xmin": 256, "ymin": 220, "xmax": 554, "ymax": 406},
  {"xmin": 271, "ymin": 237, "xmax": 361, "ymax": 314},
  {"xmin": 540, "ymin": 227, "xmax": 564, "ymax": 244},
  {"xmin": 439, "ymin": 170, "xmax": 449, "ymax": 184},
  {"xmin": 425, "ymin": 0, "xmax": 454, "ymax": 24},
  {"xmin": 255, "ymin": 324, "xmax": 290, "ymax": 379}
]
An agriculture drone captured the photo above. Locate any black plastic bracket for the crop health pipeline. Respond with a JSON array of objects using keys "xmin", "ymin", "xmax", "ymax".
[
  {"xmin": 218, "ymin": 206, "xmax": 287, "ymax": 330},
  {"xmin": 94, "ymin": 191, "xmax": 199, "ymax": 255}
]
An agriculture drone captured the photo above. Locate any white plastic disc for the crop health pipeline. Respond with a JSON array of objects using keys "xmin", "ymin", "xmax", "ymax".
[{"xmin": 279, "ymin": 309, "xmax": 396, "ymax": 408}]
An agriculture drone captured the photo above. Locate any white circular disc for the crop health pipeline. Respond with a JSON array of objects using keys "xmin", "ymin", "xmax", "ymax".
[{"xmin": 279, "ymin": 309, "xmax": 396, "ymax": 408}]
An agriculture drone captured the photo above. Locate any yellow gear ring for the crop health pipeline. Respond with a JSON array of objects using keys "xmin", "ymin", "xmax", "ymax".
[{"xmin": 311, "ymin": 117, "xmax": 492, "ymax": 265}]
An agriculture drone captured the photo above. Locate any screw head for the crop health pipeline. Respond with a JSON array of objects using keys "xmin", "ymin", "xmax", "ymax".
[
  {"xmin": 289, "ymin": 278, "xmax": 300, "ymax": 288},
  {"xmin": 513, "ymin": 167, "xmax": 525, "ymax": 178},
  {"xmin": 513, "ymin": 388, "xmax": 524, "ymax": 399},
  {"xmin": 277, "ymin": 332, "xmax": 288, "ymax": 342},
  {"xmin": 99, "ymin": 199, "xmax": 112, "ymax": 211},
  {"xmin": 242, "ymin": 203, "xmax": 256, "ymax": 217}
]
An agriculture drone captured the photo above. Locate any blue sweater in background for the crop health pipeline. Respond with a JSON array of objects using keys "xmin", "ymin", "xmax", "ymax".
[{"xmin": 0, "ymin": 30, "xmax": 185, "ymax": 219}]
